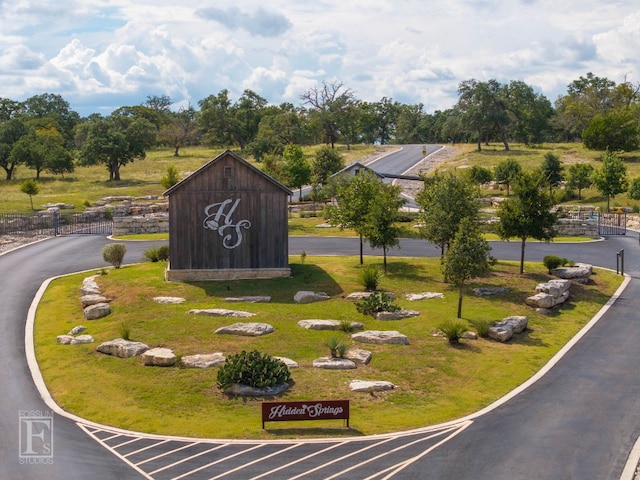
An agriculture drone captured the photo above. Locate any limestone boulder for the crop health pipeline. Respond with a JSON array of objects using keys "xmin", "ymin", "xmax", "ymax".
[
  {"xmin": 188, "ymin": 308, "xmax": 256, "ymax": 318},
  {"xmin": 153, "ymin": 296, "xmax": 185, "ymax": 304},
  {"xmin": 141, "ymin": 347, "xmax": 176, "ymax": 367},
  {"xmin": 84, "ymin": 302, "xmax": 111, "ymax": 320},
  {"xmin": 488, "ymin": 323, "xmax": 513, "ymax": 342},
  {"xmin": 405, "ymin": 292, "xmax": 444, "ymax": 301},
  {"xmin": 297, "ymin": 319, "xmax": 364, "ymax": 331},
  {"xmin": 273, "ymin": 356, "xmax": 299, "ymax": 369},
  {"xmin": 375, "ymin": 310, "xmax": 420, "ymax": 321},
  {"xmin": 536, "ymin": 279, "xmax": 571, "ymax": 297},
  {"xmin": 224, "ymin": 296, "xmax": 271, "ymax": 303},
  {"xmin": 352, "ymin": 330, "xmax": 409, "ymax": 345},
  {"xmin": 215, "ymin": 322, "xmax": 275, "ymax": 336},
  {"xmin": 180, "ymin": 353, "xmax": 226, "ymax": 368},
  {"xmin": 312, "ymin": 357, "xmax": 357, "ymax": 369},
  {"xmin": 57, "ymin": 335, "xmax": 74, "ymax": 345},
  {"xmin": 68, "ymin": 325, "xmax": 87, "ymax": 335},
  {"xmin": 80, "ymin": 294, "xmax": 111, "ymax": 308},
  {"xmin": 552, "ymin": 263, "xmax": 592, "ymax": 280},
  {"xmin": 345, "ymin": 292, "xmax": 396, "ymax": 301},
  {"xmin": 294, "ymin": 291, "xmax": 330, "ymax": 304},
  {"xmin": 350, "ymin": 380, "xmax": 395, "ymax": 392},
  {"xmin": 345, "ymin": 348, "xmax": 372, "ymax": 365},
  {"xmin": 71, "ymin": 334, "xmax": 94, "ymax": 345},
  {"xmin": 473, "ymin": 287, "xmax": 509, "ymax": 296},
  {"xmin": 96, "ymin": 338, "xmax": 149, "ymax": 358},
  {"xmin": 80, "ymin": 276, "xmax": 101, "ymax": 296},
  {"xmin": 488, "ymin": 316, "xmax": 528, "ymax": 343}
]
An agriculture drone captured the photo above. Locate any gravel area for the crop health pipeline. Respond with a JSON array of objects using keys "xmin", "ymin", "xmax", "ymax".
[{"xmin": 0, "ymin": 234, "xmax": 51, "ymax": 255}]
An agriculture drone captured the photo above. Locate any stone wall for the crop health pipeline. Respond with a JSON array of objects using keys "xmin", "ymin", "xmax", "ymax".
[{"xmin": 112, "ymin": 213, "xmax": 169, "ymax": 236}]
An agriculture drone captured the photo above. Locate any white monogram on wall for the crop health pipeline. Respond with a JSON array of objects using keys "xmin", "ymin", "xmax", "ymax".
[{"xmin": 203, "ymin": 198, "xmax": 251, "ymax": 249}]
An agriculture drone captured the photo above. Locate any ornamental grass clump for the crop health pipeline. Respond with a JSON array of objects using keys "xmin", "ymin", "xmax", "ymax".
[
  {"xmin": 326, "ymin": 337, "xmax": 349, "ymax": 358},
  {"xmin": 359, "ymin": 264, "xmax": 382, "ymax": 291},
  {"xmin": 355, "ymin": 291, "xmax": 400, "ymax": 317},
  {"xmin": 216, "ymin": 350, "xmax": 290, "ymax": 390},
  {"xmin": 438, "ymin": 320, "xmax": 468, "ymax": 345}
]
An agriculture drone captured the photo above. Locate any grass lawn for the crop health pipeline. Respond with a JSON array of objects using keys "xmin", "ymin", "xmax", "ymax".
[{"xmin": 34, "ymin": 256, "xmax": 621, "ymax": 439}]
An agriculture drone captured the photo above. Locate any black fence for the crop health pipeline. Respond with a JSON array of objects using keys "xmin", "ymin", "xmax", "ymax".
[
  {"xmin": 598, "ymin": 212, "xmax": 626, "ymax": 236},
  {"xmin": 0, "ymin": 211, "xmax": 113, "ymax": 238}
]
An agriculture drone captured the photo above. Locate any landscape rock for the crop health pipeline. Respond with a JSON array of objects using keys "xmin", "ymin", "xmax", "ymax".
[
  {"xmin": 80, "ymin": 294, "xmax": 111, "ymax": 308},
  {"xmin": 462, "ymin": 331, "xmax": 478, "ymax": 340},
  {"xmin": 68, "ymin": 325, "xmax": 87, "ymax": 335},
  {"xmin": 224, "ymin": 383, "xmax": 289, "ymax": 396},
  {"xmin": 80, "ymin": 276, "xmax": 101, "ymax": 296},
  {"xmin": 352, "ymin": 330, "xmax": 409, "ymax": 345},
  {"xmin": 350, "ymin": 380, "xmax": 395, "ymax": 392},
  {"xmin": 536, "ymin": 279, "xmax": 571, "ymax": 297},
  {"xmin": 180, "ymin": 353, "xmax": 226, "ymax": 368},
  {"xmin": 224, "ymin": 296, "xmax": 271, "ymax": 303},
  {"xmin": 488, "ymin": 323, "xmax": 514, "ymax": 342},
  {"xmin": 472, "ymin": 287, "xmax": 509, "ymax": 296},
  {"xmin": 141, "ymin": 347, "xmax": 177, "ymax": 367},
  {"xmin": 552, "ymin": 263, "xmax": 592, "ymax": 280},
  {"xmin": 96, "ymin": 338, "xmax": 149, "ymax": 358},
  {"xmin": 57, "ymin": 335, "xmax": 74, "ymax": 345},
  {"xmin": 374, "ymin": 310, "xmax": 420, "ymax": 320},
  {"xmin": 215, "ymin": 322, "xmax": 275, "ymax": 336},
  {"xmin": 405, "ymin": 292, "xmax": 444, "ymax": 301},
  {"xmin": 345, "ymin": 348, "xmax": 372, "ymax": 365},
  {"xmin": 293, "ymin": 291, "xmax": 331, "ymax": 304},
  {"xmin": 273, "ymin": 356, "xmax": 299, "ymax": 369},
  {"xmin": 488, "ymin": 316, "xmax": 529, "ymax": 342},
  {"xmin": 297, "ymin": 319, "xmax": 364, "ymax": 331},
  {"xmin": 345, "ymin": 291, "xmax": 396, "ymax": 301},
  {"xmin": 312, "ymin": 357, "xmax": 357, "ymax": 369},
  {"xmin": 153, "ymin": 296, "xmax": 186, "ymax": 304},
  {"xmin": 188, "ymin": 308, "xmax": 256, "ymax": 318},
  {"xmin": 71, "ymin": 334, "xmax": 94, "ymax": 344},
  {"xmin": 83, "ymin": 302, "xmax": 111, "ymax": 320}
]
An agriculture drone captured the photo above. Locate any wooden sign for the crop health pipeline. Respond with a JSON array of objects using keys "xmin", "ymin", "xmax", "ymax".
[{"xmin": 261, "ymin": 400, "xmax": 349, "ymax": 428}]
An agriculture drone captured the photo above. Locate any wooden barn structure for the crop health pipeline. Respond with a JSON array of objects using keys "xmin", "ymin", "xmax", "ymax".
[{"xmin": 163, "ymin": 150, "xmax": 292, "ymax": 281}]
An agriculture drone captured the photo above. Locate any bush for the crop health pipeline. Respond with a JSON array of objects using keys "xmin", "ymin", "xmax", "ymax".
[
  {"xmin": 468, "ymin": 319, "xmax": 492, "ymax": 338},
  {"xmin": 160, "ymin": 165, "xmax": 181, "ymax": 189},
  {"xmin": 102, "ymin": 243, "xmax": 127, "ymax": 268},
  {"xmin": 543, "ymin": 255, "xmax": 567, "ymax": 274},
  {"xmin": 355, "ymin": 291, "xmax": 400, "ymax": 317},
  {"xmin": 359, "ymin": 264, "xmax": 382, "ymax": 291},
  {"xmin": 216, "ymin": 350, "xmax": 290, "ymax": 390},
  {"xmin": 326, "ymin": 337, "xmax": 348, "ymax": 358},
  {"xmin": 438, "ymin": 320, "xmax": 468, "ymax": 344},
  {"xmin": 119, "ymin": 322, "xmax": 131, "ymax": 341},
  {"xmin": 144, "ymin": 245, "xmax": 169, "ymax": 262}
]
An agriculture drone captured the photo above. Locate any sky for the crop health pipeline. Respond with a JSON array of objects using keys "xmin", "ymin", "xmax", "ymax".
[{"xmin": 1, "ymin": 0, "xmax": 639, "ymax": 117}]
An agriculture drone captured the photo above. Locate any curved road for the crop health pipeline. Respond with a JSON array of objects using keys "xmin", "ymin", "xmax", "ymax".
[{"xmin": 2, "ymin": 234, "xmax": 640, "ymax": 479}]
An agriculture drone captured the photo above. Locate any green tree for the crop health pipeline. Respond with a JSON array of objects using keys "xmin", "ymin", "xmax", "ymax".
[
  {"xmin": 20, "ymin": 178, "xmax": 40, "ymax": 210},
  {"xmin": 540, "ymin": 152, "xmax": 564, "ymax": 196},
  {"xmin": 328, "ymin": 170, "xmax": 382, "ymax": 264},
  {"xmin": 312, "ymin": 145, "xmax": 344, "ymax": 185},
  {"xmin": 160, "ymin": 165, "xmax": 181, "ymax": 189},
  {"xmin": 442, "ymin": 217, "xmax": 492, "ymax": 318},
  {"xmin": 566, "ymin": 163, "xmax": 594, "ymax": 200},
  {"xmin": 583, "ymin": 111, "xmax": 640, "ymax": 152},
  {"xmin": 465, "ymin": 165, "xmax": 493, "ymax": 186},
  {"xmin": 592, "ymin": 150, "xmax": 629, "ymax": 212},
  {"xmin": 281, "ymin": 144, "xmax": 311, "ymax": 200},
  {"xmin": 361, "ymin": 182, "xmax": 406, "ymax": 272},
  {"xmin": 300, "ymin": 81, "xmax": 355, "ymax": 148},
  {"xmin": 494, "ymin": 158, "xmax": 522, "ymax": 196},
  {"xmin": 416, "ymin": 172, "xmax": 480, "ymax": 256},
  {"xmin": 628, "ymin": 178, "xmax": 640, "ymax": 200},
  {"xmin": 75, "ymin": 113, "xmax": 157, "ymax": 181},
  {"xmin": 496, "ymin": 172, "xmax": 557, "ymax": 274},
  {"xmin": 0, "ymin": 118, "xmax": 30, "ymax": 180},
  {"xmin": 156, "ymin": 105, "xmax": 199, "ymax": 156}
]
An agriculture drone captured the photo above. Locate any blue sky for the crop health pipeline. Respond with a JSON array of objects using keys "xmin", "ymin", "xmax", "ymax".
[{"xmin": 1, "ymin": 0, "xmax": 639, "ymax": 116}]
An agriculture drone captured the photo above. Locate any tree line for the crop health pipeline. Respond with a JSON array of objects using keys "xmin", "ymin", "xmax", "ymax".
[{"xmin": 0, "ymin": 72, "xmax": 638, "ymax": 182}]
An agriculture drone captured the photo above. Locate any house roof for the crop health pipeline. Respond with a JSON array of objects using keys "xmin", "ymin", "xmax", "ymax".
[
  {"xmin": 163, "ymin": 150, "xmax": 293, "ymax": 197},
  {"xmin": 332, "ymin": 162, "xmax": 421, "ymax": 181}
]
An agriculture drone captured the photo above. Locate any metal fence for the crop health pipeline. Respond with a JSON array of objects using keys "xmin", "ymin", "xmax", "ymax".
[{"xmin": 0, "ymin": 211, "xmax": 113, "ymax": 238}]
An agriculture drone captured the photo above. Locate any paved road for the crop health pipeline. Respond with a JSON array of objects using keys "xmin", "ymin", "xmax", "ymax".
[{"xmin": 2, "ymin": 234, "xmax": 640, "ymax": 479}]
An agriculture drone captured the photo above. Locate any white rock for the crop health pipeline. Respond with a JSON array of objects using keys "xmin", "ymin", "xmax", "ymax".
[
  {"xmin": 224, "ymin": 296, "xmax": 271, "ymax": 303},
  {"xmin": 293, "ymin": 291, "xmax": 330, "ymax": 304},
  {"xmin": 312, "ymin": 357, "xmax": 357, "ymax": 369},
  {"xmin": 142, "ymin": 347, "xmax": 176, "ymax": 367},
  {"xmin": 273, "ymin": 356, "xmax": 299, "ymax": 368},
  {"xmin": 552, "ymin": 263, "xmax": 592, "ymax": 279},
  {"xmin": 96, "ymin": 338, "xmax": 149, "ymax": 358},
  {"xmin": 188, "ymin": 308, "xmax": 256, "ymax": 318},
  {"xmin": 71, "ymin": 334, "xmax": 94, "ymax": 344},
  {"xmin": 345, "ymin": 348, "xmax": 372, "ymax": 365},
  {"xmin": 345, "ymin": 292, "xmax": 396, "ymax": 301},
  {"xmin": 405, "ymin": 292, "xmax": 444, "ymax": 301},
  {"xmin": 350, "ymin": 380, "xmax": 395, "ymax": 392},
  {"xmin": 84, "ymin": 302, "xmax": 111, "ymax": 320},
  {"xmin": 153, "ymin": 296, "xmax": 186, "ymax": 304},
  {"xmin": 472, "ymin": 287, "xmax": 509, "ymax": 296},
  {"xmin": 352, "ymin": 330, "xmax": 409, "ymax": 345},
  {"xmin": 80, "ymin": 276, "xmax": 101, "ymax": 296},
  {"xmin": 57, "ymin": 335, "xmax": 74, "ymax": 345},
  {"xmin": 180, "ymin": 353, "xmax": 226, "ymax": 368},
  {"xmin": 374, "ymin": 310, "xmax": 420, "ymax": 320},
  {"xmin": 68, "ymin": 325, "xmax": 87, "ymax": 335},
  {"xmin": 80, "ymin": 294, "xmax": 111, "ymax": 308},
  {"xmin": 215, "ymin": 322, "xmax": 275, "ymax": 336}
]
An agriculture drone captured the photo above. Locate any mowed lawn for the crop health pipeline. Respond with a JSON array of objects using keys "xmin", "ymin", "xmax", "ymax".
[{"xmin": 34, "ymin": 256, "xmax": 621, "ymax": 439}]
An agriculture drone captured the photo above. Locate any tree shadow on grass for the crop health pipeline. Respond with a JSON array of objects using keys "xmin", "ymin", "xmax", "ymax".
[{"xmin": 385, "ymin": 261, "xmax": 441, "ymax": 283}]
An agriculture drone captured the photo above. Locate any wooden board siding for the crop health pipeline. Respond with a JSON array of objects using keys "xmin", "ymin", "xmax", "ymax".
[{"xmin": 165, "ymin": 151, "xmax": 290, "ymax": 274}]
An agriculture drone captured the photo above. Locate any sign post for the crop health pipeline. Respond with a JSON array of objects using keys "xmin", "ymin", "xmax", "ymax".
[{"xmin": 261, "ymin": 400, "xmax": 349, "ymax": 429}]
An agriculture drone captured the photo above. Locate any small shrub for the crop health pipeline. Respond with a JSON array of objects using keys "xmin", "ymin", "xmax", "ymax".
[
  {"xmin": 83, "ymin": 199, "xmax": 91, "ymax": 207},
  {"xmin": 468, "ymin": 319, "xmax": 492, "ymax": 338},
  {"xmin": 157, "ymin": 245, "xmax": 169, "ymax": 261},
  {"xmin": 143, "ymin": 247, "xmax": 160, "ymax": 262},
  {"xmin": 160, "ymin": 164, "xmax": 181, "ymax": 189},
  {"xmin": 102, "ymin": 243, "xmax": 127, "ymax": 268},
  {"xmin": 543, "ymin": 255, "xmax": 567, "ymax": 274},
  {"xmin": 119, "ymin": 321, "xmax": 131, "ymax": 341},
  {"xmin": 359, "ymin": 264, "xmax": 382, "ymax": 291},
  {"xmin": 326, "ymin": 337, "xmax": 348, "ymax": 358},
  {"xmin": 438, "ymin": 320, "xmax": 468, "ymax": 344},
  {"xmin": 216, "ymin": 350, "xmax": 290, "ymax": 390},
  {"xmin": 339, "ymin": 319, "xmax": 355, "ymax": 332},
  {"xmin": 355, "ymin": 291, "xmax": 401, "ymax": 317}
]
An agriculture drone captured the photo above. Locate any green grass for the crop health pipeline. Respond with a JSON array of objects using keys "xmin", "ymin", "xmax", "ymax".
[{"xmin": 34, "ymin": 256, "xmax": 622, "ymax": 439}]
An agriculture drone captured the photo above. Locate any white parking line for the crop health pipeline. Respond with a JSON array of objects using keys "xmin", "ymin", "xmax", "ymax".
[
  {"xmin": 149, "ymin": 443, "xmax": 229, "ymax": 475},
  {"xmin": 207, "ymin": 443, "xmax": 302, "ymax": 480},
  {"xmin": 170, "ymin": 444, "xmax": 264, "ymax": 480},
  {"xmin": 124, "ymin": 439, "xmax": 171, "ymax": 458},
  {"xmin": 136, "ymin": 441, "xmax": 199, "ymax": 466}
]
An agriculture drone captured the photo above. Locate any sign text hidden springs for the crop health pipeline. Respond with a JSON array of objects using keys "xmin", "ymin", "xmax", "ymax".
[{"xmin": 261, "ymin": 400, "xmax": 350, "ymax": 429}]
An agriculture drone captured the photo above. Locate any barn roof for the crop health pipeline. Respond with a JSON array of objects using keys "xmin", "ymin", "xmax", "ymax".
[{"xmin": 162, "ymin": 150, "xmax": 293, "ymax": 197}]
